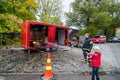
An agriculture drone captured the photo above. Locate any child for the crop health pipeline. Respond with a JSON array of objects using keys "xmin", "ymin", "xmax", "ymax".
[{"xmin": 88, "ymin": 46, "xmax": 101, "ymax": 80}]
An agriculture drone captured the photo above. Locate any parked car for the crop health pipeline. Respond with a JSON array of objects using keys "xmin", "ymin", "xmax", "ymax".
[
  {"xmin": 107, "ymin": 37, "xmax": 120, "ymax": 42},
  {"xmin": 91, "ymin": 35, "xmax": 106, "ymax": 43}
]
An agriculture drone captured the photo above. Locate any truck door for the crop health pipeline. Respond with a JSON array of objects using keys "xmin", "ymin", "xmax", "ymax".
[{"xmin": 48, "ymin": 27, "xmax": 56, "ymax": 45}]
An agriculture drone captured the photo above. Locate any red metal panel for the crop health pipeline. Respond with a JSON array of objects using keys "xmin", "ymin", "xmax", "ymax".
[
  {"xmin": 26, "ymin": 20, "xmax": 69, "ymax": 29},
  {"xmin": 65, "ymin": 29, "xmax": 69, "ymax": 46},
  {"xmin": 21, "ymin": 21, "xmax": 26, "ymax": 48},
  {"xmin": 26, "ymin": 21, "xmax": 30, "ymax": 49},
  {"xmin": 21, "ymin": 21, "xmax": 30, "ymax": 49},
  {"xmin": 48, "ymin": 27, "xmax": 56, "ymax": 44}
]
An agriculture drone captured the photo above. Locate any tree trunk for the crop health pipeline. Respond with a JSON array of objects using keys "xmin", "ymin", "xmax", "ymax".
[
  {"xmin": 104, "ymin": 28, "xmax": 107, "ymax": 36},
  {"xmin": 112, "ymin": 27, "xmax": 116, "ymax": 37}
]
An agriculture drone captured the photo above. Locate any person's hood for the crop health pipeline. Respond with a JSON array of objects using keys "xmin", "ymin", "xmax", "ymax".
[{"xmin": 93, "ymin": 46, "xmax": 100, "ymax": 50}]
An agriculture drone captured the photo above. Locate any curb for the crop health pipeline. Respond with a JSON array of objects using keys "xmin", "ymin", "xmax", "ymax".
[{"xmin": 1, "ymin": 70, "xmax": 120, "ymax": 76}]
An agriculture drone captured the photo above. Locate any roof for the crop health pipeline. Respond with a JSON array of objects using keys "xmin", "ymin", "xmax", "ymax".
[
  {"xmin": 69, "ymin": 26, "xmax": 79, "ymax": 30},
  {"xmin": 23, "ymin": 20, "xmax": 69, "ymax": 29}
]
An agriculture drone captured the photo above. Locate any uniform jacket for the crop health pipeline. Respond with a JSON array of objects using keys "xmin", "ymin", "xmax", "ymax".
[{"xmin": 82, "ymin": 38, "xmax": 93, "ymax": 52}]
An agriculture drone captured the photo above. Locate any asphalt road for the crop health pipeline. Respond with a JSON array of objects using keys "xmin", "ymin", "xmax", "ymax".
[
  {"xmin": 108, "ymin": 43, "xmax": 120, "ymax": 67},
  {"xmin": 0, "ymin": 74, "xmax": 120, "ymax": 80}
]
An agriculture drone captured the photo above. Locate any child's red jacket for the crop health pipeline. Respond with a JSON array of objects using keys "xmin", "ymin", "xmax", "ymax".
[{"xmin": 89, "ymin": 52, "xmax": 101, "ymax": 68}]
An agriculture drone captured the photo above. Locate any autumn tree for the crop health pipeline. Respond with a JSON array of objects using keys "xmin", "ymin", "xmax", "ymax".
[
  {"xmin": 0, "ymin": 0, "xmax": 38, "ymax": 45},
  {"xmin": 0, "ymin": 0, "xmax": 38, "ymax": 32},
  {"xmin": 7, "ymin": 0, "xmax": 38, "ymax": 20},
  {"xmin": 108, "ymin": 0, "xmax": 120, "ymax": 36},
  {"xmin": 37, "ymin": 0, "xmax": 62, "ymax": 24},
  {"xmin": 66, "ymin": 0, "xmax": 120, "ymax": 37}
]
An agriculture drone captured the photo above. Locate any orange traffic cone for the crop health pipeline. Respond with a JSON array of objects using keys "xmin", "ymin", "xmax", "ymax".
[{"xmin": 40, "ymin": 52, "xmax": 56, "ymax": 80}]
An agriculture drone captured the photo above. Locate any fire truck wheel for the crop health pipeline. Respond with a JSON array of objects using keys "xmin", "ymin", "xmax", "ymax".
[
  {"xmin": 46, "ymin": 48, "xmax": 50, "ymax": 52},
  {"xmin": 52, "ymin": 48, "xmax": 57, "ymax": 51}
]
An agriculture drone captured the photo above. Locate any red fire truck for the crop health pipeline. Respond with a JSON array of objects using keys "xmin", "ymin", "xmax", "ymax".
[{"xmin": 21, "ymin": 20, "xmax": 69, "ymax": 51}]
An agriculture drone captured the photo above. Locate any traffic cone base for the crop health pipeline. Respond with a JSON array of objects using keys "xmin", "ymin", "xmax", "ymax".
[
  {"xmin": 40, "ymin": 74, "xmax": 56, "ymax": 80},
  {"xmin": 40, "ymin": 52, "xmax": 56, "ymax": 80}
]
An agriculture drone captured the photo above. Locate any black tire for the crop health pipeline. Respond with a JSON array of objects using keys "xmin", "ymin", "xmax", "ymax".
[{"xmin": 46, "ymin": 48, "xmax": 50, "ymax": 52}]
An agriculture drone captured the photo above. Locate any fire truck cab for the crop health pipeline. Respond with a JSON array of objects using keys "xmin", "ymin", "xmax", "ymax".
[{"xmin": 21, "ymin": 20, "xmax": 69, "ymax": 51}]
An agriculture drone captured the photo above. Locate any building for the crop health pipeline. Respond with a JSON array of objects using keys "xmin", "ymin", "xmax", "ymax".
[{"xmin": 116, "ymin": 28, "xmax": 120, "ymax": 38}]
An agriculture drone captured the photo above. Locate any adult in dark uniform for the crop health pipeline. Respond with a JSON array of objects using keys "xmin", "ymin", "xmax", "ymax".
[{"xmin": 82, "ymin": 33, "xmax": 93, "ymax": 63}]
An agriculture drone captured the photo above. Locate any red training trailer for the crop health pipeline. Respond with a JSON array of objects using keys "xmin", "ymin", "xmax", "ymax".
[{"xmin": 21, "ymin": 20, "xmax": 69, "ymax": 51}]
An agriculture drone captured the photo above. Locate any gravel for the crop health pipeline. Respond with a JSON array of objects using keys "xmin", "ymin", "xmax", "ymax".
[{"xmin": 0, "ymin": 44, "xmax": 120, "ymax": 75}]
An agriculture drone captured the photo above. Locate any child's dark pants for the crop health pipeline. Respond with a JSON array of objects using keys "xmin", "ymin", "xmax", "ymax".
[{"xmin": 92, "ymin": 67, "xmax": 99, "ymax": 80}]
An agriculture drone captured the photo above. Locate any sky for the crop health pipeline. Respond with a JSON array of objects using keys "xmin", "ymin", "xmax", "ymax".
[{"xmin": 61, "ymin": 0, "xmax": 74, "ymax": 25}]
